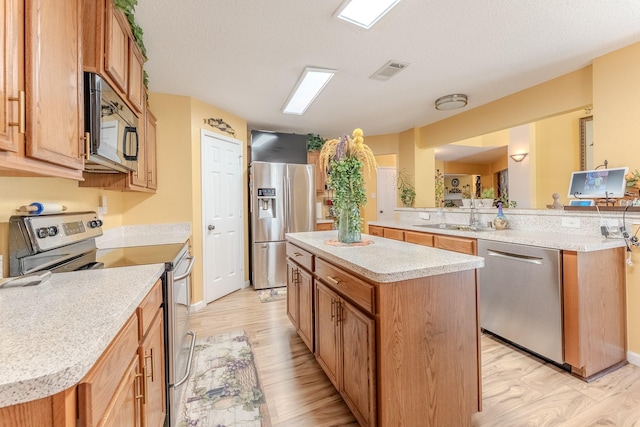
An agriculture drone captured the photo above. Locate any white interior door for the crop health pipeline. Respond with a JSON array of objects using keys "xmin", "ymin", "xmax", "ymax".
[
  {"xmin": 377, "ymin": 167, "xmax": 397, "ymax": 221},
  {"xmin": 201, "ymin": 130, "xmax": 244, "ymax": 303}
]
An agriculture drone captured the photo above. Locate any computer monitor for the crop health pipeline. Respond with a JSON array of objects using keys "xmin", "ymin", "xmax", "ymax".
[{"xmin": 567, "ymin": 167, "xmax": 628, "ymax": 199}]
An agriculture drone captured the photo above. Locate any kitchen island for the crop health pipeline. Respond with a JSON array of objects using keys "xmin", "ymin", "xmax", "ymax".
[{"xmin": 285, "ymin": 231, "xmax": 484, "ymax": 427}]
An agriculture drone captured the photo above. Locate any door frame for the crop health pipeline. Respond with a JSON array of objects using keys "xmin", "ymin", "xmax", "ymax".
[{"xmin": 200, "ymin": 129, "xmax": 245, "ymax": 304}]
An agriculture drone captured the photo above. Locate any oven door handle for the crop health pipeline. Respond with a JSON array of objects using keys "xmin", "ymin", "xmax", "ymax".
[
  {"xmin": 174, "ymin": 255, "xmax": 195, "ymax": 281},
  {"xmin": 170, "ymin": 330, "xmax": 196, "ymax": 388}
]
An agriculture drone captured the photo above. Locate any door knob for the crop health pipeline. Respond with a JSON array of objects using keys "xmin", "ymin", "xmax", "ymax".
[{"xmin": 208, "ymin": 225, "xmax": 215, "ymax": 230}]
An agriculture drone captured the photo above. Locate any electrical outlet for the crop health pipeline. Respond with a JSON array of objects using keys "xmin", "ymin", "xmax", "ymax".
[
  {"xmin": 561, "ymin": 217, "xmax": 581, "ymax": 229},
  {"xmin": 419, "ymin": 212, "xmax": 430, "ymax": 220}
]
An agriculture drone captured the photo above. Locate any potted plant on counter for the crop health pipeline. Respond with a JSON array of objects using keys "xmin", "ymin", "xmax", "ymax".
[
  {"xmin": 319, "ymin": 128, "xmax": 377, "ymax": 243},
  {"xmin": 481, "ymin": 187, "xmax": 495, "ymax": 208},
  {"xmin": 461, "ymin": 186, "xmax": 472, "ymax": 208}
]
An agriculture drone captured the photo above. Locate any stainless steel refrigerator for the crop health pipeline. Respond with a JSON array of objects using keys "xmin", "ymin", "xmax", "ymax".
[{"xmin": 250, "ymin": 161, "xmax": 315, "ymax": 289}]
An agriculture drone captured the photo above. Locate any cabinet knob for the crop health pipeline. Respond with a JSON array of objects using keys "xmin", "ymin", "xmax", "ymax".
[{"xmin": 208, "ymin": 225, "xmax": 216, "ymax": 230}]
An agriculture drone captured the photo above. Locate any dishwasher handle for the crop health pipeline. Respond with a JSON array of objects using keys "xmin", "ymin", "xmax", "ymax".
[{"xmin": 486, "ymin": 249, "xmax": 543, "ymax": 265}]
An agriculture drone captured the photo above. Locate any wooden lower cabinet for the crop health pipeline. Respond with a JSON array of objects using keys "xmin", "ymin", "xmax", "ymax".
[
  {"xmin": 78, "ymin": 314, "xmax": 141, "ymax": 427},
  {"xmin": 368, "ymin": 225, "xmax": 384, "ymax": 237},
  {"xmin": 315, "ymin": 282, "xmax": 376, "ymax": 426},
  {"xmin": 78, "ymin": 279, "xmax": 165, "ymax": 427},
  {"xmin": 306, "ymin": 248, "xmax": 479, "ymax": 427},
  {"xmin": 286, "ymin": 249, "xmax": 314, "ymax": 353},
  {"xmin": 139, "ymin": 309, "xmax": 166, "ymax": 427}
]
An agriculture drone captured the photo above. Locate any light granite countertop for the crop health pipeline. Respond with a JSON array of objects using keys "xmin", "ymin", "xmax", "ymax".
[
  {"xmin": 286, "ymin": 231, "xmax": 484, "ymax": 283},
  {"xmin": 369, "ymin": 219, "xmax": 626, "ymax": 252},
  {"xmin": 0, "ymin": 264, "xmax": 166, "ymax": 408}
]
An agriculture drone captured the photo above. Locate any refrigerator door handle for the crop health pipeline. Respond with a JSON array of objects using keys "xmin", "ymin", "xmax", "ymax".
[{"xmin": 283, "ymin": 175, "xmax": 290, "ymax": 233}]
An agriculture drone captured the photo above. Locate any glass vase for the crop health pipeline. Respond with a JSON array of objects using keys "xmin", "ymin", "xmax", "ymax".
[{"xmin": 337, "ymin": 205, "xmax": 361, "ymax": 244}]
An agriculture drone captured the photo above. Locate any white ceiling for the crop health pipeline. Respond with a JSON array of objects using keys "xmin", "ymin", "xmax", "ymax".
[{"xmin": 135, "ymin": 0, "xmax": 640, "ymax": 142}]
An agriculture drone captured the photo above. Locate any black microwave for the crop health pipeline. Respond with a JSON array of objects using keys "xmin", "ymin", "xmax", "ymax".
[{"xmin": 84, "ymin": 73, "xmax": 139, "ymax": 173}]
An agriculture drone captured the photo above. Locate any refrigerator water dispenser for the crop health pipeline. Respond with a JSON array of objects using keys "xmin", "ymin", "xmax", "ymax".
[{"xmin": 257, "ymin": 188, "xmax": 276, "ymax": 219}]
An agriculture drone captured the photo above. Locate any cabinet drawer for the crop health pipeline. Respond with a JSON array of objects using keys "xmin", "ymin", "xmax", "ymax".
[
  {"xmin": 78, "ymin": 313, "xmax": 139, "ymax": 426},
  {"xmin": 383, "ymin": 228, "xmax": 404, "ymax": 241},
  {"xmin": 368, "ymin": 225, "xmax": 384, "ymax": 237},
  {"xmin": 404, "ymin": 231, "xmax": 434, "ymax": 247},
  {"xmin": 315, "ymin": 258, "xmax": 375, "ymax": 314},
  {"xmin": 137, "ymin": 279, "xmax": 163, "ymax": 339},
  {"xmin": 435, "ymin": 235, "xmax": 477, "ymax": 255},
  {"xmin": 287, "ymin": 242, "xmax": 314, "ymax": 271}
]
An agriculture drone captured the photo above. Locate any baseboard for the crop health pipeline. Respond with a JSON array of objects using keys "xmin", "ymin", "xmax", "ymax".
[
  {"xmin": 628, "ymin": 350, "xmax": 640, "ymax": 367},
  {"xmin": 242, "ymin": 280, "xmax": 251, "ymax": 289},
  {"xmin": 190, "ymin": 300, "xmax": 206, "ymax": 313}
]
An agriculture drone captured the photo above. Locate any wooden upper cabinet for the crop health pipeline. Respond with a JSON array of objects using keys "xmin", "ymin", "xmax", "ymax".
[
  {"xmin": 128, "ymin": 42, "xmax": 145, "ymax": 113},
  {"xmin": 145, "ymin": 109, "xmax": 157, "ymax": 189},
  {"xmin": 307, "ymin": 151, "xmax": 326, "ymax": 193},
  {"xmin": 104, "ymin": 1, "xmax": 129, "ymax": 93},
  {"xmin": 83, "ymin": 0, "xmax": 146, "ymax": 114},
  {"xmin": 0, "ymin": 0, "xmax": 84, "ymax": 179},
  {"xmin": 0, "ymin": 0, "xmax": 19, "ymax": 153}
]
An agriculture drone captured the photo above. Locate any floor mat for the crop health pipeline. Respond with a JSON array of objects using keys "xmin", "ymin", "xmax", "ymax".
[
  {"xmin": 178, "ymin": 330, "xmax": 266, "ymax": 426},
  {"xmin": 256, "ymin": 287, "xmax": 287, "ymax": 303}
]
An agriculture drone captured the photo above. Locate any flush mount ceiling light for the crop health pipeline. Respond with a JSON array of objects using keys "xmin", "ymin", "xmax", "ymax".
[
  {"xmin": 435, "ymin": 94, "xmax": 468, "ymax": 111},
  {"xmin": 510, "ymin": 153, "xmax": 528, "ymax": 162},
  {"xmin": 282, "ymin": 67, "xmax": 337, "ymax": 115},
  {"xmin": 336, "ymin": 0, "xmax": 401, "ymax": 29}
]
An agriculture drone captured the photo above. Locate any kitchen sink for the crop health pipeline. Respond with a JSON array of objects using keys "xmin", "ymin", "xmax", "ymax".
[{"xmin": 412, "ymin": 223, "xmax": 495, "ymax": 232}]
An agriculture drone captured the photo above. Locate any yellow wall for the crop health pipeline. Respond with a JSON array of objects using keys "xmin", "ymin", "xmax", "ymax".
[
  {"xmin": 127, "ymin": 93, "xmax": 249, "ymax": 304},
  {"xmin": 534, "ymin": 110, "xmax": 585, "ymax": 206},
  {"xmin": 419, "ymin": 67, "xmax": 593, "ymax": 147},
  {"xmin": 592, "ymin": 42, "xmax": 640, "ymax": 354}
]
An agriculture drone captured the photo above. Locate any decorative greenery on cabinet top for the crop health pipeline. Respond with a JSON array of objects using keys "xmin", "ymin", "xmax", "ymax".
[{"xmin": 113, "ymin": 0, "xmax": 148, "ymax": 60}]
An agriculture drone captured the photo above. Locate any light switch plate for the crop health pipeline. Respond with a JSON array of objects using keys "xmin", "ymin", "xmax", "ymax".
[{"xmin": 561, "ymin": 217, "xmax": 581, "ymax": 229}]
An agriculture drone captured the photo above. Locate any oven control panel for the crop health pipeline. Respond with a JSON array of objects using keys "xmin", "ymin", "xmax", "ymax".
[{"xmin": 24, "ymin": 212, "xmax": 104, "ymax": 252}]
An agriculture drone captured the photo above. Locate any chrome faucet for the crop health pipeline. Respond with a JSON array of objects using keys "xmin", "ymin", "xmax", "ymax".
[{"xmin": 469, "ymin": 195, "xmax": 479, "ymax": 230}]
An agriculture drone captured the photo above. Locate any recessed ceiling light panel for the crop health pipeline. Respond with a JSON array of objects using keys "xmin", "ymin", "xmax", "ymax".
[
  {"xmin": 282, "ymin": 67, "xmax": 337, "ymax": 115},
  {"xmin": 336, "ymin": 0, "xmax": 401, "ymax": 29}
]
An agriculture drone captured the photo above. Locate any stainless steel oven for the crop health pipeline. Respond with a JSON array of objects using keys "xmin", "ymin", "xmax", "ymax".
[{"xmin": 8, "ymin": 212, "xmax": 196, "ymax": 427}]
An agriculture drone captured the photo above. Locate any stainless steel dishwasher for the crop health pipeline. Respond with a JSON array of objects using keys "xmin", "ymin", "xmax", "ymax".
[{"xmin": 477, "ymin": 240, "xmax": 564, "ymax": 364}]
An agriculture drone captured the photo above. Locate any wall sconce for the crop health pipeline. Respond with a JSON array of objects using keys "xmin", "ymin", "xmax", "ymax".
[{"xmin": 510, "ymin": 153, "xmax": 528, "ymax": 162}]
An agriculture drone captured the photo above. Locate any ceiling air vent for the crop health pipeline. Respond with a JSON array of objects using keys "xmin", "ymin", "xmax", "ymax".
[{"xmin": 369, "ymin": 60, "xmax": 409, "ymax": 81}]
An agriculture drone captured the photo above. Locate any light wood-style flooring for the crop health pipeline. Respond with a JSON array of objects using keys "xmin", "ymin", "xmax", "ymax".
[{"xmin": 188, "ymin": 287, "xmax": 640, "ymax": 426}]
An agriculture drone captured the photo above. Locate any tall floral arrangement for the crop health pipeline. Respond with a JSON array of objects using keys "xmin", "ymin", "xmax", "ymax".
[
  {"xmin": 320, "ymin": 128, "xmax": 377, "ymax": 243},
  {"xmin": 435, "ymin": 169, "xmax": 444, "ymax": 208}
]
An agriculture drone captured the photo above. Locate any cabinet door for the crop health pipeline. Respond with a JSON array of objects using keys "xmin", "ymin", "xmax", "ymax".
[
  {"xmin": 140, "ymin": 309, "xmax": 166, "ymax": 427},
  {"xmin": 128, "ymin": 42, "xmax": 145, "ymax": 113},
  {"xmin": 315, "ymin": 281, "xmax": 340, "ymax": 389},
  {"xmin": 104, "ymin": 2, "xmax": 129, "ymax": 93},
  {"xmin": 131, "ymin": 105, "xmax": 147, "ymax": 188},
  {"xmin": 145, "ymin": 110, "xmax": 157, "ymax": 189},
  {"xmin": 434, "ymin": 234, "xmax": 477, "ymax": 255},
  {"xmin": 24, "ymin": 0, "xmax": 84, "ymax": 171},
  {"xmin": 297, "ymin": 268, "xmax": 314, "ymax": 352},
  {"xmin": 102, "ymin": 356, "xmax": 142, "ymax": 427},
  {"xmin": 307, "ymin": 150, "xmax": 325, "ymax": 193},
  {"xmin": 368, "ymin": 225, "xmax": 384, "ymax": 237},
  {"xmin": 340, "ymin": 299, "xmax": 376, "ymax": 427},
  {"xmin": 0, "ymin": 0, "xmax": 19, "ymax": 152},
  {"xmin": 286, "ymin": 260, "xmax": 299, "ymax": 327}
]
